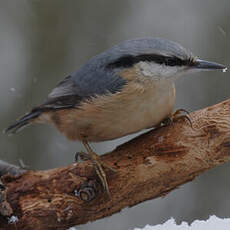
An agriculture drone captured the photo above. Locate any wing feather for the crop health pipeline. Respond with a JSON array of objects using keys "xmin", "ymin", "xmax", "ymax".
[{"xmin": 41, "ymin": 67, "xmax": 127, "ymax": 110}]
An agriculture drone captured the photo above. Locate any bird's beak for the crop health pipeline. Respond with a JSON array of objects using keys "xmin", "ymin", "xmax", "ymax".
[{"xmin": 195, "ymin": 58, "xmax": 227, "ymax": 71}]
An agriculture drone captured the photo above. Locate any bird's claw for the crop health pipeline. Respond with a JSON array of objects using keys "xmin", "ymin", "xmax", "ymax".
[
  {"xmin": 161, "ymin": 109, "xmax": 192, "ymax": 127},
  {"xmin": 75, "ymin": 151, "xmax": 91, "ymax": 162},
  {"xmin": 92, "ymin": 155, "xmax": 111, "ymax": 199}
]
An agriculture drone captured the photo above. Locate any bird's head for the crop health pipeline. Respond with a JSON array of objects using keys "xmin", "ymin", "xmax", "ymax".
[{"xmin": 104, "ymin": 38, "xmax": 227, "ymax": 80}]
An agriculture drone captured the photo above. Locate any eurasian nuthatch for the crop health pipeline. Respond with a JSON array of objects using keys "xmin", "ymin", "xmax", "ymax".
[{"xmin": 4, "ymin": 38, "xmax": 227, "ymax": 197}]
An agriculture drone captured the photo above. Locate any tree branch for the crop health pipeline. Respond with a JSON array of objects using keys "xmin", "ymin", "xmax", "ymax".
[
  {"xmin": 0, "ymin": 160, "xmax": 26, "ymax": 177},
  {"xmin": 1, "ymin": 99, "xmax": 230, "ymax": 230}
]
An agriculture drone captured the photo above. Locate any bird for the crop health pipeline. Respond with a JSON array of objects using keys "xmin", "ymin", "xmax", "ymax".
[{"xmin": 4, "ymin": 37, "xmax": 227, "ymax": 198}]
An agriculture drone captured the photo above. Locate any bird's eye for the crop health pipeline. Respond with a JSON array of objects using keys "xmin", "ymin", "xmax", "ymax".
[
  {"xmin": 164, "ymin": 57, "xmax": 183, "ymax": 66},
  {"xmin": 165, "ymin": 57, "xmax": 176, "ymax": 66}
]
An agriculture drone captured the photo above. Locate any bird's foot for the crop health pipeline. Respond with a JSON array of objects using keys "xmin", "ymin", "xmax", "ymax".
[
  {"xmin": 75, "ymin": 151, "xmax": 116, "ymax": 173},
  {"xmin": 75, "ymin": 150, "xmax": 116, "ymax": 199},
  {"xmin": 161, "ymin": 109, "xmax": 192, "ymax": 127}
]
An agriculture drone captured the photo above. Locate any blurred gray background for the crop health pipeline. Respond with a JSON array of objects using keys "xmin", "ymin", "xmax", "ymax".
[{"xmin": 1, "ymin": 0, "xmax": 230, "ymax": 229}]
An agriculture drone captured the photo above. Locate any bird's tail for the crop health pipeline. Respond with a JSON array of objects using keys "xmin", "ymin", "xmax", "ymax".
[{"xmin": 3, "ymin": 109, "xmax": 42, "ymax": 135}]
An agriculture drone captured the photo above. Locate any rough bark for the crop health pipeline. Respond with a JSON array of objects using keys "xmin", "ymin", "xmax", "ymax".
[{"xmin": 1, "ymin": 99, "xmax": 230, "ymax": 230}]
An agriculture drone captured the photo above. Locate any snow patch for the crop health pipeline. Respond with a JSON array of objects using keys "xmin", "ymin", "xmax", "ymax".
[
  {"xmin": 8, "ymin": 215, "xmax": 18, "ymax": 224},
  {"xmin": 134, "ymin": 216, "xmax": 230, "ymax": 230}
]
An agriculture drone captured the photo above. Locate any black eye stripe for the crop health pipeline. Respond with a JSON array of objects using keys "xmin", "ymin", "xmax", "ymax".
[{"xmin": 106, "ymin": 54, "xmax": 195, "ymax": 69}]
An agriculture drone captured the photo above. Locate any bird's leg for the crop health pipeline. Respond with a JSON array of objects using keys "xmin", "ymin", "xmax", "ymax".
[
  {"xmin": 161, "ymin": 109, "xmax": 192, "ymax": 127},
  {"xmin": 81, "ymin": 141, "xmax": 115, "ymax": 198}
]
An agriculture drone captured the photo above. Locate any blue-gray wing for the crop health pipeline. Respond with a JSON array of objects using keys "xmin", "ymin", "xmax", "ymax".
[{"xmin": 41, "ymin": 64, "xmax": 127, "ymax": 110}]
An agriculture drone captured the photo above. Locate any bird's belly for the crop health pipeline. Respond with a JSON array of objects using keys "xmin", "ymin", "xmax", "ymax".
[{"xmin": 51, "ymin": 81, "xmax": 176, "ymax": 142}]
